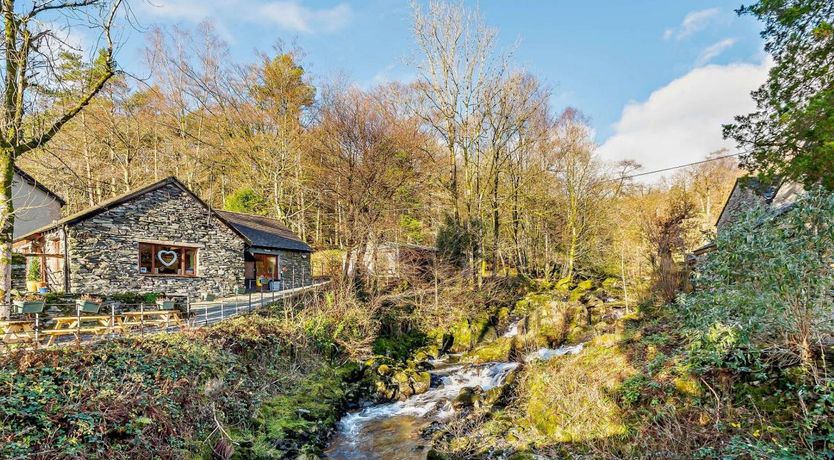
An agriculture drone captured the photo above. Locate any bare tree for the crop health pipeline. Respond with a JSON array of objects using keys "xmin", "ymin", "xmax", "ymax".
[
  {"xmin": 551, "ymin": 109, "xmax": 604, "ymax": 283},
  {"xmin": 0, "ymin": 0, "xmax": 125, "ymax": 317},
  {"xmin": 482, "ymin": 72, "xmax": 548, "ymax": 275},
  {"xmin": 310, "ymin": 85, "xmax": 428, "ymax": 280},
  {"xmin": 411, "ymin": 0, "xmax": 508, "ymax": 284}
]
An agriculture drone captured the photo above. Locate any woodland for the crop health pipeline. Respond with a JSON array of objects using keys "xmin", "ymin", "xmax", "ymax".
[{"xmin": 1, "ymin": 0, "xmax": 833, "ymax": 459}]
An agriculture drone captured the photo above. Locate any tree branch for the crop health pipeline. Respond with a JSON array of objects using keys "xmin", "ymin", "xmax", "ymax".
[
  {"xmin": 26, "ymin": 0, "xmax": 100, "ymax": 20},
  {"xmin": 16, "ymin": 0, "xmax": 122, "ymax": 156}
]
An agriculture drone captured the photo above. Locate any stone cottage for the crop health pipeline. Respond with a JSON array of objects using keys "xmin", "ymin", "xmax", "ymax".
[
  {"xmin": 13, "ymin": 177, "xmax": 313, "ymax": 297},
  {"xmin": 691, "ymin": 176, "xmax": 805, "ymax": 258}
]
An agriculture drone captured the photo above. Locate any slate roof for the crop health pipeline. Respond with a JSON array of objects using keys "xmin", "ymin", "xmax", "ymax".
[
  {"xmin": 14, "ymin": 177, "xmax": 256, "ymax": 245},
  {"xmin": 215, "ymin": 211, "xmax": 313, "ymax": 253},
  {"xmin": 14, "ymin": 175, "xmax": 313, "ymax": 253}
]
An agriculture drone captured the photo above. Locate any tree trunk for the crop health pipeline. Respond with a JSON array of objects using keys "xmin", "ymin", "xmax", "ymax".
[
  {"xmin": 0, "ymin": 150, "xmax": 14, "ymax": 319},
  {"xmin": 491, "ymin": 165, "xmax": 500, "ymax": 278}
]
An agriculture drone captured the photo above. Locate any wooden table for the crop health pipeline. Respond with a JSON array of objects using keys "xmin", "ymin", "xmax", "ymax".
[
  {"xmin": 41, "ymin": 315, "xmax": 121, "ymax": 346},
  {"xmin": 1, "ymin": 320, "xmax": 34, "ymax": 345},
  {"xmin": 121, "ymin": 310, "xmax": 184, "ymax": 331}
]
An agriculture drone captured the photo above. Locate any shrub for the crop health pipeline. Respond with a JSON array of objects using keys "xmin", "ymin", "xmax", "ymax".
[
  {"xmin": 678, "ymin": 188, "xmax": 834, "ymax": 372},
  {"xmin": 26, "ymin": 257, "xmax": 40, "ymax": 282}
]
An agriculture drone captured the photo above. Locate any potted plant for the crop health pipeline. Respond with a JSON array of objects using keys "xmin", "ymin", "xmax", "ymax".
[
  {"xmin": 76, "ymin": 294, "xmax": 102, "ymax": 314},
  {"xmin": 25, "ymin": 258, "xmax": 41, "ymax": 293},
  {"xmin": 13, "ymin": 293, "xmax": 45, "ymax": 314},
  {"xmin": 156, "ymin": 298, "xmax": 176, "ymax": 310}
]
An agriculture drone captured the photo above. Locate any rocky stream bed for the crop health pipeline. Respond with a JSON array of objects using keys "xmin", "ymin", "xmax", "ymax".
[{"xmin": 325, "ymin": 318, "xmax": 587, "ymax": 459}]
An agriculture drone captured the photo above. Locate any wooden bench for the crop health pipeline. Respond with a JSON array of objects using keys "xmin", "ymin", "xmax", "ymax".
[
  {"xmin": 1, "ymin": 320, "xmax": 34, "ymax": 346},
  {"xmin": 120, "ymin": 310, "xmax": 184, "ymax": 331},
  {"xmin": 41, "ymin": 316, "xmax": 121, "ymax": 347}
]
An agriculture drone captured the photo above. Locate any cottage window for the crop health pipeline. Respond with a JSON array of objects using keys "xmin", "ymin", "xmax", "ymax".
[{"xmin": 138, "ymin": 243, "xmax": 198, "ymax": 276}]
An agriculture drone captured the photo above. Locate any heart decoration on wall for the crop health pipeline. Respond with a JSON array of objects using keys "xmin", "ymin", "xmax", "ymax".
[{"xmin": 157, "ymin": 250, "xmax": 178, "ymax": 267}]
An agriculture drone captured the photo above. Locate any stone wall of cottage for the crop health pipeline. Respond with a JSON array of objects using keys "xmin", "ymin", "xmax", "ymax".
[
  {"xmin": 275, "ymin": 249, "xmax": 312, "ymax": 289},
  {"xmin": 716, "ymin": 186, "xmax": 766, "ymax": 233},
  {"xmin": 67, "ymin": 183, "xmax": 245, "ymax": 297}
]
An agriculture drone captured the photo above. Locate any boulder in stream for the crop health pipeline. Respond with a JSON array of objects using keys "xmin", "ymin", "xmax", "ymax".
[{"xmin": 453, "ymin": 386, "xmax": 484, "ymax": 410}]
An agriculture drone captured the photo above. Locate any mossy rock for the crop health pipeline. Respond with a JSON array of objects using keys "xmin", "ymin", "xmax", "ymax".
[
  {"xmin": 251, "ymin": 368, "xmax": 349, "ymax": 457},
  {"xmin": 576, "ymin": 279, "xmax": 595, "ymax": 290},
  {"xmin": 412, "ymin": 371, "xmax": 431, "ymax": 394},
  {"xmin": 463, "ymin": 338, "xmax": 514, "ymax": 363},
  {"xmin": 377, "ymin": 364, "xmax": 392, "ymax": 376},
  {"xmin": 601, "ymin": 277, "xmax": 620, "ymax": 290},
  {"xmin": 568, "ymin": 279, "xmax": 596, "ymax": 301},
  {"xmin": 448, "ymin": 316, "xmax": 497, "ymax": 352},
  {"xmin": 453, "ymin": 386, "xmax": 484, "ymax": 410},
  {"xmin": 555, "ymin": 276, "xmax": 572, "ymax": 291}
]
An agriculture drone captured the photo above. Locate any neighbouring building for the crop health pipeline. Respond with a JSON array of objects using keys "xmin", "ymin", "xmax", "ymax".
[
  {"xmin": 10, "ymin": 167, "xmax": 65, "ymax": 291},
  {"xmin": 692, "ymin": 177, "xmax": 805, "ymax": 258},
  {"xmin": 12, "ymin": 166, "xmax": 64, "ymax": 238},
  {"xmin": 13, "ymin": 176, "xmax": 313, "ymax": 297},
  {"xmin": 364, "ymin": 242, "xmax": 437, "ymax": 278}
]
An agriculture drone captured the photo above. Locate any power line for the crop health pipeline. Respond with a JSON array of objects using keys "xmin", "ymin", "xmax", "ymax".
[{"xmin": 611, "ymin": 151, "xmax": 746, "ymax": 182}]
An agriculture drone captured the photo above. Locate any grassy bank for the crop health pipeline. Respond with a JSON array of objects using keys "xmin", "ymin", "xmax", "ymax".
[
  {"xmin": 0, "ymin": 300, "xmax": 369, "ymax": 459},
  {"xmin": 429, "ymin": 292, "xmax": 834, "ymax": 459}
]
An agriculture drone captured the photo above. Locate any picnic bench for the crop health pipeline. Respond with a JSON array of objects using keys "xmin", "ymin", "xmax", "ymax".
[
  {"xmin": 1, "ymin": 320, "xmax": 34, "ymax": 345},
  {"xmin": 41, "ymin": 316, "xmax": 122, "ymax": 347},
  {"xmin": 120, "ymin": 310, "xmax": 185, "ymax": 331}
]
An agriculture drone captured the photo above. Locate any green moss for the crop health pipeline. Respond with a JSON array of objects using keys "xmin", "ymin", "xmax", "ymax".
[
  {"xmin": 372, "ymin": 330, "xmax": 427, "ymax": 361},
  {"xmin": 525, "ymin": 334, "xmax": 635, "ymax": 442},
  {"xmin": 673, "ymin": 375, "xmax": 702, "ymax": 397},
  {"xmin": 447, "ymin": 315, "xmax": 496, "ymax": 352},
  {"xmin": 242, "ymin": 368, "xmax": 350, "ymax": 458},
  {"xmin": 463, "ymin": 338, "xmax": 514, "ymax": 363}
]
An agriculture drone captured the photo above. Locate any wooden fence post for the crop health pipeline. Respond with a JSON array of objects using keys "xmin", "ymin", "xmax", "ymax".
[{"xmin": 76, "ymin": 302, "xmax": 81, "ymax": 345}]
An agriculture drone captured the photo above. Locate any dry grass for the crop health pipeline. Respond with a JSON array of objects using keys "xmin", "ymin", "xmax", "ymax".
[{"xmin": 522, "ymin": 333, "xmax": 636, "ymax": 444}]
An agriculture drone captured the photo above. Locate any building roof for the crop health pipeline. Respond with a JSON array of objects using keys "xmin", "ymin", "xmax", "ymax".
[
  {"xmin": 14, "ymin": 166, "xmax": 65, "ymax": 206},
  {"xmin": 13, "ymin": 176, "xmax": 253, "ymax": 245},
  {"xmin": 376, "ymin": 242, "xmax": 438, "ymax": 252},
  {"xmin": 216, "ymin": 210, "xmax": 313, "ymax": 252},
  {"xmin": 715, "ymin": 176, "xmax": 780, "ymax": 228}
]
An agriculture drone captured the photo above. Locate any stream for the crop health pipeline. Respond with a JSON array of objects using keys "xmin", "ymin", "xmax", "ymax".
[
  {"xmin": 326, "ymin": 320, "xmax": 585, "ymax": 460},
  {"xmin": 326, "ymin": 360, "xmax": 519, "ymax": 459}
]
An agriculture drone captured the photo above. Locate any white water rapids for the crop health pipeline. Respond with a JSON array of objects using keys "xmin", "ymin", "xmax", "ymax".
[
  {"xmin": 326, "ymin": 361, "xmax": 518, "ymax": 459},
  {"xmin": 326, "ymin": 339, "xmax": 584, "ymax": 459}
]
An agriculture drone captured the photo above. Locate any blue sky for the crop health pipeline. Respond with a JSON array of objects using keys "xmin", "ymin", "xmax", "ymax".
[{"xmin": 122, "ymin": 0, "xmax": 769, "ymax": 176}]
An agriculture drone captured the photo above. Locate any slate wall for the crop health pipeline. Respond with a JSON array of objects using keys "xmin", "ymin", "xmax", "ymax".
[
  {"xmin": 67, "ymin": 183, "xmax": 245, "ymax": 297},
  {"xmin": 276, "ymin": 249, "xmax": 312, "ymax": 289}
]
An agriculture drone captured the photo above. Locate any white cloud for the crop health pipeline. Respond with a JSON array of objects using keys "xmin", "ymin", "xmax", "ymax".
[
  {"xmin": 696, "ymin": 38, "xmax": 737, "ymax": 66},
  {"xmin": 664, "ymin": 8, "xmax": 721, "ymax": 40},
  {"xmin": 257, "ymin": 1, "xmax": 352, "ymax": 33},
  {"xmin": 142, "ymin": 0, "xmax": 212, "ymax": 23},
  {"xmin": 141, "ymin": 0, "xmax": 353, "ymax": 34},
  {"xmin": 363, "ymin": 63, "xmax": 416, "ymax": 88},
  {"xmin": 597, "ymin": 59, "xmax": 771, "ymax": 181}
]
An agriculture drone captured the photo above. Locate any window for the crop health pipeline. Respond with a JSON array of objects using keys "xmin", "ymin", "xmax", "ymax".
[
  {"xmin": 254, "ymin": 254, "xmax": 279, "ymax": 280},
  {"xmin": 138, "ymin": 243, "xmax": 198, "ymax": 276}
]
